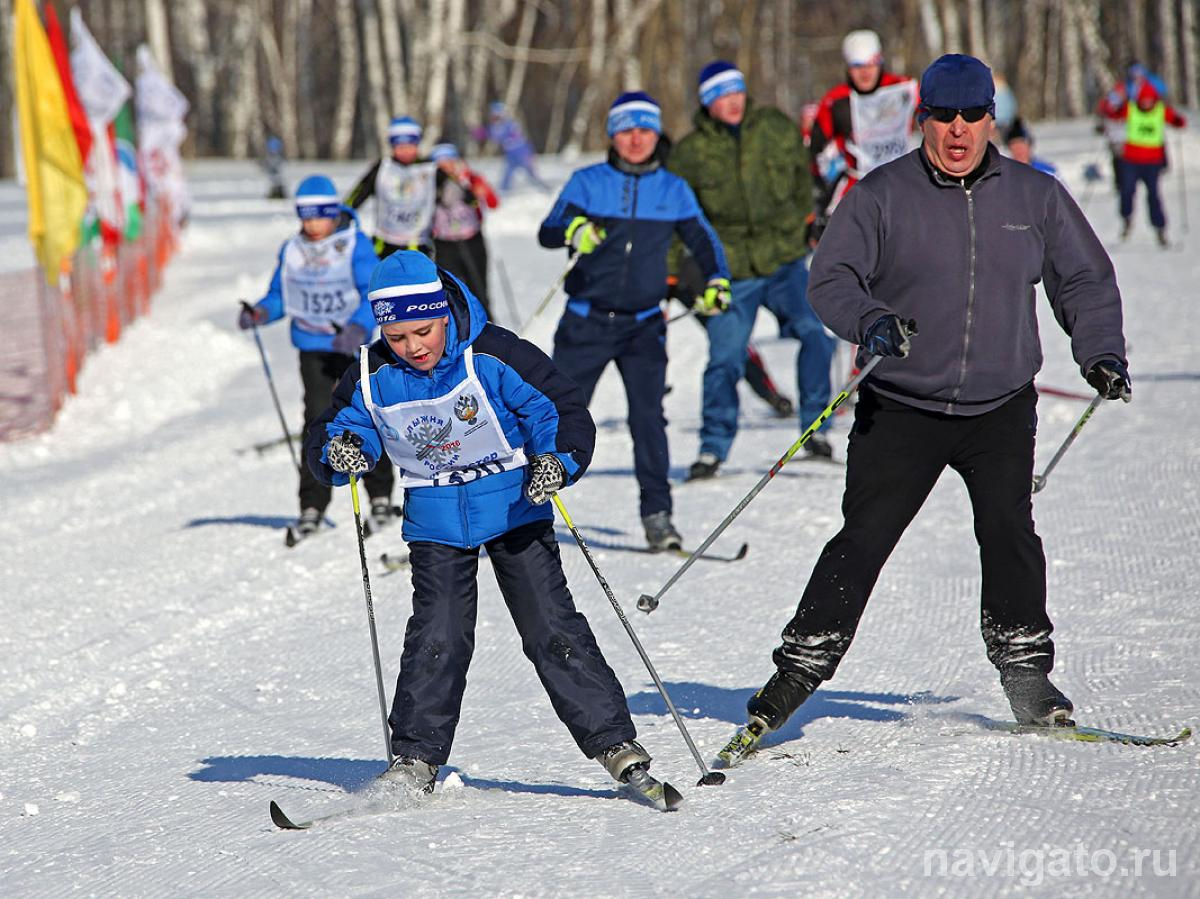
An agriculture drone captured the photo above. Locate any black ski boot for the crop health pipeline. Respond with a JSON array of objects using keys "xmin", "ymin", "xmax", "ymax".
[
  {"xmin": 718, "ymin": 670, "xmax": 818, "ymax": 767},
  {"xmin": 804, "ymin": 433, "xmax": 834, "ymax": 460},
  {"xmin": 1001, "ymin": 667, "xmax": 1074, "ymax": 726},
  {"xmin": 768, "ymin": 393, "xmax": 795, "ymax": 419},
  {"xmin": 642, "ymin": 511, "xmax": 683, "ymax": 551},
  {"xmin": 686, "ymin": 453, "xmax": 721, "ymax": 482}
]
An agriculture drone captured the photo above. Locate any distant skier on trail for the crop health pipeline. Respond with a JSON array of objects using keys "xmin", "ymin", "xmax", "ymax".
[
  {"xmin": 238, "ymin": 174, "xmax": 396, "ymax": 544},
  {"xmin": 538, "ymin": 91, "xmax": 731, "ymax": 551},
  {"xmin": 430, "ymin": 141, "xmax": 499, "ymax": 315},
  {"xmin": 473, "ymin": 101, "xmax": 550, "ymax": 193},
  {"xmin": 1003, "ymin": 118, "xmax": 1059, "ymax": 179},
  {"xmin": 721, "ymin": 54, "xmax": 1131, "ymax": 765},
  {"xmin": 1098, "ymin": 67, "xmax": 1187, "ymax": 247},
  {"xmin": 346, "ymin": 116, "xmax": 439, "ymax": 258},
  {"xmin": 668, "ymin": 60, "xmax": 836, "ymax": 477},
  {"xmin": 303, "ymin": 251, "xmax": 665, "ymax": 798}
]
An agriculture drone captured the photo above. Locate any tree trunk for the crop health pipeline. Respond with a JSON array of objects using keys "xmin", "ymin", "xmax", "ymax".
[
  {"xmin": 565, "ymin": 0, "xmax": 609, "ymax": 155},
  {"xmin": 227, "ymin": 3, "xmax": 259, "ymax": 158},
  {"xmin": 172, "ymin": 0, "xmax": 216, "ymax": 155},
  {"xmin": 1075, "ymin": 0, "xmax": 1115, "ymax": 98},
  {"xmin": 295, "ymin": 0, "xmax": 317, "ymax": 158},
  {"xmin": 0, "ymin": 0, "xmax": 12, "ymax": 177},
  {"xmin": 1182, "ymin": 0, "xmax": 1198, "ymax": 108},
  {"xmin": 143, "ymin": 0, "xmax": 172, "ymax": 74},
  {"xmin": 358, "ymin": 0, "xmax": 391, "ymax": 154},
  {"xmin": 939, "ymin": 0, "xmax": 962, "ymax": 54},
  {"xmin": 919, "ymin": 0, "xmax": 944, "ymax": 58},
  {"xmin": 966, "ymin": 0, "xmax": 986, "ymax": 59},
  {"xmin": 403, "ymin": 0, "xmax": 431, "ymax": 119},
  {"xmin": 278, "ymin": 0, "xmax": 300, "ymax": 156},
  {"xmin": 1126, "ymin": 0, "xmax": 1147, "ymax": 65},
  {"xmin": 378, "ymin": 0, "xmax": 409, "ymax": 112},
  {"xmin": 502, "ymin": 0, "xmax": 539, "ymax": 110},
  {"xmin": 1062, "ymin": 0, "xmax": 1086, "ymax": 117},
  {"xmin": 424, "ymin": 0, "xmax": 454, "ymax": 144},
  {"xmin": 1159, "ymin": 0, "xmax": 1180, "ymax": 101},
  {"xmin": 331, "ymin": 0, "xmax": 360, "ymax": 159},
  {"xmin": 1017, "ymin": 0, "xmax": 1045, "ymax": 119},
  {"xmin": 1042, "ymin": 1, "xmax": 1061, "ymax": 118},
  {"xmin": 545, "ymin": 61, "xmax": 579, "ymax": 154},
  {"xmin": 259, "ymin": 16, "xmax": 298, "ymax": 158}
]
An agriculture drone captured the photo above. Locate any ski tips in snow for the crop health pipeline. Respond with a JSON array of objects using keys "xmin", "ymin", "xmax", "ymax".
[
  {"xmin": 625, "ymin": 767, "xmax": 683, "ymax": 811},
  {"xmin": 997, "ymin": 721, "xmax": 1193, "ymax": 747},
  {"xmin": 270, "ymin": 800, "xmax": 313, "ymax": 830}
]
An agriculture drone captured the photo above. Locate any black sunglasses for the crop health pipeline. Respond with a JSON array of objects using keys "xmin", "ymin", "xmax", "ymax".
[{"xmin": 923, "ymin": 105, "xmax": 991, "ymax": 123}]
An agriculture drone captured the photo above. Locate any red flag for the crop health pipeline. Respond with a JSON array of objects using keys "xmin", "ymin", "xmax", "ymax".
[{"xmin": 44, "ymin": 3, "xmax": 92, "ymax": 163}]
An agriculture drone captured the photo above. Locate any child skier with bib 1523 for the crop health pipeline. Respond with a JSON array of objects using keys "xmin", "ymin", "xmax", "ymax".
[{"xmin": 303, "ymin": 250, "xmax": 659, "ymax": 795}]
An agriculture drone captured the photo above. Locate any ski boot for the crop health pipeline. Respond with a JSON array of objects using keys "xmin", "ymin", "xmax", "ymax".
[
  {"xmin": 1156, "ymin": 227, "xmax": 1169, "ymax": 248},
  {"xmin": 804, "ymin": 433, "xmax": 834, "ymax": 460},
  {"xmin": 1120, "ymin": 218, "xmax": 1132, "ymax": 241},
  {"xmin": 643, "ymin": 511, "xmax": 683, "ymax": 552},
  {"xmin": 718, "ymin": 670, "xmax": 818, "ymax": 767},
  {"xmin": 685, "ymin": 453, "xmax": 720, "ymax": 482},
  {"xmin": 598, "ymin": 740, "xmax": 681, "ymax": 810},
  {"xmin": 377, "ymin": 756, "xmax": 438, "ymax": 795},
  {"xmin": 365, "ymin": 497, "xmax": 399, "ymax": 537},
  {"xmin": 285, "ymin": 507, "xmax": 323, "ymax": 546},
  {"xmin": 1001, "ymin": 667, "xmax": 1075, "ymax": 727}
]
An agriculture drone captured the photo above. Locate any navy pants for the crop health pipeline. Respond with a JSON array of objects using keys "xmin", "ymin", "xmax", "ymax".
[
  {"xmin": 700, "ymin": 255, "xmax": 835, "ymax": 461},
  {"xmin": 553, "ymin": 308, "xmax": 671, "ymax": 519},
  {"xmin": 389, "ymin": 521, "xmax": 636, "ymax": 765},
  {"xmin": 1119, "ymin": 161, "xmax": 1167, "ymax": 228},
  {"xmin": 772, "ymin": 386, "xmax": 1054, "ymax": 685}
]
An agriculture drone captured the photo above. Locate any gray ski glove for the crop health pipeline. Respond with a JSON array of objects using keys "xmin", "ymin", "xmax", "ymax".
[
  {"xmin": 524, "ymin": 454, "xmax": 566, "ymax": 505},
  {"xmin": 327, "ymin": 431, "xmax": 370, "ymax": 474}
]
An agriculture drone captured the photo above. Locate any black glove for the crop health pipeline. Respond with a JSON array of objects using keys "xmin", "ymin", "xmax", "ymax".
[
  {"xmin": 1085, "ymin": 358, "xmax": 1132, "ymax": 402},
  {"xmin": 238, "ymin": 303, "xmax": 267, "ymax": 330},
  {"xmin": 332, "ymin": 323, "xmax": 367, "ymax": 355},
  {"xmin": 326, "ymin": 430, "xmax": 370, "ymax": 474},
  {"xmin": 524, "ymin": 454, "xmax": 566, "ymax": 505},
  {"xmin": 863, "ymin": 315, "xmax": 918, "ymax": 357}
]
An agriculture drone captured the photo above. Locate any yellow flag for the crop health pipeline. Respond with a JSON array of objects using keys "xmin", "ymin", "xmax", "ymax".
[{"xmin": 14, "ymin": 0, "xmax": 88, "ymax": 286}]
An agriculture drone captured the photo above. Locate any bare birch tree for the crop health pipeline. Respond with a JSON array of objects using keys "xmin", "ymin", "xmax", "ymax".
[
  {"xmin": 294, "ymin": 0, "xmax": 317, "ymax": 157},
  {"xmin": 143, "ymin": 0, "xmax": 172, "ymax": 74},
  {"xmin": 919, "ymin": 0, "xmax": 944, "ymax": 58},
  {"xmin": 331, "ymin": 0, "xmax": 360, "ymax": 159},
  {"xmin": 226, "ymin": 3, "xmax": 259, "ymax": 158},
  {"xmin": 1018, "ymin": 0, "xmax": 1046, "ymax": 118},
  {"xmin": 259, "ymin": 14, "xmax": 298, "ymax": 156},
  {"xmin": 1181, "ymin": 0, "xmax": 1198, "ymax": 107},
  {"xmin": 565, "ymin": 0, "xmax": 610, "ymax": 156},
  {"xmin": 378, "ymin": 0, "xmax": 409, "ymax": 113},
  {"xmin": 358, "ymin": 0, "xmax": 391, "ymax": 152},
  {"xmin": 966, "ymin": 0, "xmax": 986, "ymax": 60},
  {"xmin": 1075, "ymin": 0, "xmax": 1115, "ymax": 96},
  {"xmin": 424, "ymin": 0, "xmax": 456, "ymax": 144},
  {"xmin": 1062, "ymin": 0, "xmax": 1086, "ymax": 117},
  {"xmin": 1158, "ymin": 0, "xmax": 1180, "ymax": 99},
  {"xmin": 1043, "ymin": 1, "xmax": 1061, "ymax": 117},
  {"xmin": 502, "ymin": 0, "xmax": 540, "ymax": 111},
  {"xmin": 939, "ymin": 0, "xmax": 962, "ymax": 54}
]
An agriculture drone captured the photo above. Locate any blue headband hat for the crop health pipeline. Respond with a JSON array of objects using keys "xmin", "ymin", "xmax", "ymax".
[
  {"xmin": 368, "ymin": 251, "xmax": 449, "ymax": 324},
  {"xmin": 387, "ymin": 115, "xmax": 422, "ymax": 146},
  {"xmin": 606, "ymin": 91, "xmax": 662, "ymax": 136},
  {"xmin": 294, "ymin": 174, "xmax": 341, "ymax": 219},
  {"xmin": 698, "ymin": 60, "xmax": 746, "ymax": 106}
]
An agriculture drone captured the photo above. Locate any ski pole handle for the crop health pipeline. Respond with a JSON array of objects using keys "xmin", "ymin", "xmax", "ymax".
[{"xmin": 638, "ymin": 354, "xmax": 885, "ymax": 615}]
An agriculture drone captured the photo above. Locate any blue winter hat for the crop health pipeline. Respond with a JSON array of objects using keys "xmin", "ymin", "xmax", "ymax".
[
  {"xmin": 387, "ymin": 116, "xmax": 423, "ymax": 146},
  {"xmin": 368, "ymin": 251, "xmax": 449, "ymax": 324},
  {"xmin": 488, "ymin": 101, "xmax": 506, "ymax": 117},
  {"xmin": 294, "ymin": 174, "xmax": 341, "ymax": 219},
  {"xmin": 430, "ymin": 142, "xmax": 460, "ymax": 162},
  {"xmin": 698, "ymin": 60, "xmax": 746, "ymax": 106},
  {"xmin": 917, "ymin": 54, "xmax": 996, "ymax": 123},
  {"xmin": 606, "ymin": 91, "xmax": 662, "ymax": 137}
]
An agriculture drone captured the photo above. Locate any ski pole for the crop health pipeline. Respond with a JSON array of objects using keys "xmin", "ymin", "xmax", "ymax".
[
  {"xmin": 638, "ymin": 354, "xmax": 885, "ymax": 615},
  {"xmin": 1032, "ymin": 394, "xmax": 1103, "ymax": 494},
  {"xmin": 349, "ymin": 466, "xmax": 395, "ymax": 768},
  {"xmin": 492, "ymin": 253, "xmax": 522, "ymax": 330},
  {"xmin": 520, "ymin": 254, "xmax": 581, "ymax": 334},
  {"xmin": 551, "ymin": 494, "xmax": 725, "ymax": 787},
  {"xmin": 241, "ymin": 300, "xmax": 301, "ymax": 475},
  {"xmin": 1176, "ymin": 131, "xmax": 1189, "ymax": 235},
  {"xmin": 665, "ymin": 305, "xmax": 696, "ymax": 325}
]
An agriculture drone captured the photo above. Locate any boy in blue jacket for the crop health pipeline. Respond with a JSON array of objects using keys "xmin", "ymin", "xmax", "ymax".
[
  {"xmin": 304, "ymin": 251, "xmax": 655, "ymax": 793},
  {"xmin": 539, "ymin": 92, "xmax": 730, "ymax": 551},
  {"xmin": 239, "ymin": 174, "xmax": 395, "ymax": 544}
]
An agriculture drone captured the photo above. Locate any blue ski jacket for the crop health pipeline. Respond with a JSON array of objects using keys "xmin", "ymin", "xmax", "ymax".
[
  {"xmin": 305, "ymin": 272, "xmax": 596, "ymax": 548},
  {"xmin": 538, "ymin": 153, "xmax": 729, "ymax": 314},
  {"xmin": 252, "ymin": 212, "xmax": 380, "ymax": 352}
]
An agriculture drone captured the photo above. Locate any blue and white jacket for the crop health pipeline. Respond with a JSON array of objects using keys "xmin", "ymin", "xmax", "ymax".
[
  {"xmin": 305, "ymin": 272, "xmax": 596, "ymax": 548},
  {"xmin": 252, "ymin": 213, "xmax": 380, "ymax": 353},
  {"xmin": 538, "ymin": 151, "xmax": 729, "ymax": 314}
]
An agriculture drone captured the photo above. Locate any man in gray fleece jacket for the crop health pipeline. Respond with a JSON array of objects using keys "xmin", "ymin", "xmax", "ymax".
[{"xmin": 734, "ymin": 55, "xmax": 1131, "ymax": 745}]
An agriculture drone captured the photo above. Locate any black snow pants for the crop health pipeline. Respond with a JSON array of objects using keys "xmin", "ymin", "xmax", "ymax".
[
  {"xmin": 388, "ymin": 520, "xmax": 637, "ymax": 765},
  {"xmin": 298, "ymin": 350, "xmax": 394, "ymax": 513},
  {"xmin": 772, "ymin": 384, "xmax": 1055, "ymax": 685},
  {"xmin": 434, "ymin": 233, "xmax": 490, "ymax": 316}
]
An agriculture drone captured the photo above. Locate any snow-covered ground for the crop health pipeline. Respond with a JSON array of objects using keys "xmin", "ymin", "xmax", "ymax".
[{"xmin": 2, "ymin": 123, "xmax": 1199, "ymax": 896}]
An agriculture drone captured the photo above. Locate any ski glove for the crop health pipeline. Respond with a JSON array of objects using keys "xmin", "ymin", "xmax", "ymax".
[
  {"xmin": 524, "ymin": 453, "xmax": 567, "ymax": 505},
  {"xmin": 863, "ymin": 314, "xmax": 918, "ymax": 358},
  {"xmin": 1086, "ymin": 358, "xmax": 1132, "ymax": 402},
  {"xmin": 326, "ymin": 431, "xmax": 371, "ymax": 474},
  {"xmin": 694, "ymin": 278, "xmax": 732, "ymax": 317},
  {"xmin": 331, "ymin": 323, "xmax": 367, "ymax": 356},
  {"xmin": 565, "ymin": 216, "xmax": 606, "ymax": 254},
  {"xmin": 237, "ymin": 303, "xmax": 268, "ymax": 330}
]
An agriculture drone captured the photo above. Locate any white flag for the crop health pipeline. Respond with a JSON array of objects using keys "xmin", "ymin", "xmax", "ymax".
[
  {"xmin": 135, "ymin": 44, "xmax": 190, "ymax": 225},
  {"xmin": 69, "ymin": 9, "xmax": 130, "ymax": 126}
]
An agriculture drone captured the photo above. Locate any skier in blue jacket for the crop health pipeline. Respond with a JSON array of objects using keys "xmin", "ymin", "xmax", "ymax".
[
  {"xmin": 238, "ymin": 174, "xmax": 394, "ymax": 543},
  {"xmin": 303, "ymin": 250, "xmax": 657, "ymax": 794},
  {"xmin": 539, "ymin": 91, "xmax": 730, "ymax": 551}
]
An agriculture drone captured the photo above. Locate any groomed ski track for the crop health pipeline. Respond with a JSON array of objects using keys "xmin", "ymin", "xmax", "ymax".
[{"xmin": 1, "ymin": 122, "xmax": 1198, "ymax": 896}]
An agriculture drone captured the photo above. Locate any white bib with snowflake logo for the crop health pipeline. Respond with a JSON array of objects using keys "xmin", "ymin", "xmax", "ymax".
[
  {"xmin": 360, "ymin": 345, "xmax": 527, "ymax": 488},
  {"xmin": 280, "ymin": 229, "xmax": 360, "ymax": 332},
  {"xmin": 374, "ymin": 159, "xmax": 437, "ymax": 246},
  {"xmin": 849, "ymin": 81, "xmax": 918, "ymax": 176}
]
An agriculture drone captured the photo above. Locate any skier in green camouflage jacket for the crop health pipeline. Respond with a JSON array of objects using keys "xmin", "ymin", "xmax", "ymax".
[{"xmin": 668, "ymin": 61, "xmax": 836, "ymax": 479}]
